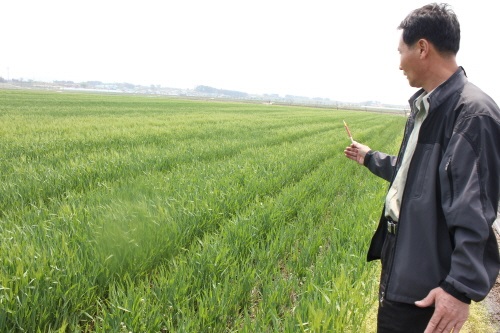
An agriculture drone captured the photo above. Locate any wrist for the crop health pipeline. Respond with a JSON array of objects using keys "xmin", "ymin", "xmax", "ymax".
[
  {"xmin": 440, "ymin": 280, "xmax": 471, "ymax": 304},
  {"xmin": 363, "ymin": 150, "xmax": 375, "ymax": 166}
]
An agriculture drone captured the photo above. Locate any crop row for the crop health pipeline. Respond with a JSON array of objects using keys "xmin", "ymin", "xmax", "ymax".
[{"xmin": 0, "ymin": 90, "xmax": 404, "ymax": 332}]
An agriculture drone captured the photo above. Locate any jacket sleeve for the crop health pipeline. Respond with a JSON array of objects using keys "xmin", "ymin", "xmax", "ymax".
[
  {"xmin": 363, "ymin": 150, "xmax": 397, "ymax": 182},
  {"xmin": 439, "ymin": 114, "xmax": 500, "ymax": 302}
]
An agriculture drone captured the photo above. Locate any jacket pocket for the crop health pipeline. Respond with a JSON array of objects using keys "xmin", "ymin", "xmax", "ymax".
[{"xmin": 409, "ymin": 145, "xmax": 433, "ymax": 199}]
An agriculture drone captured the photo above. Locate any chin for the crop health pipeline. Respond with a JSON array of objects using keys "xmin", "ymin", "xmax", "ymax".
[{"xmin": 407, "ymin": 79, "xmax": 418, "ymax": 88}]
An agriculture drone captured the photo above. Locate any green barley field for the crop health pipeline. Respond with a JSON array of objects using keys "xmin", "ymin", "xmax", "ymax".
[{"xmin": 0, "ymin": 89, "xmax": 439, "ymax": 332}]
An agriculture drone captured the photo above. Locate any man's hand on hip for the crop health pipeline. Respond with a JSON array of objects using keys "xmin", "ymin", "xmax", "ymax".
[{"xmin": 415, "ymin": 287, "xmax": 470, "ymax": 333}]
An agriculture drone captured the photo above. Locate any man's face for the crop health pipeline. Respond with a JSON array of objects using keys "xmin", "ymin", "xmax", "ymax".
[{"xmin": 398, "ymin": 32, "xmax": 423, "ymax": 88}]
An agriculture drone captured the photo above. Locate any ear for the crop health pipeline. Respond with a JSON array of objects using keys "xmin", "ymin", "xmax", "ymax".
[{"xmin": 417, "ymin": 39, "xmax": 430, "ymax": 59}]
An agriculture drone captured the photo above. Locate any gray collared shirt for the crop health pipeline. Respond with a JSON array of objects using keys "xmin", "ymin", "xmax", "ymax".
[{"xmin": 385, "ymin": 90, "xmax": 431, "ymax": 221}]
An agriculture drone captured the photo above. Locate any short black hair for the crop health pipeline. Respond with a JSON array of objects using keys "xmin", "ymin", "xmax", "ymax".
[{"xmin": 398, "ymin": 3, "xmax": 460, "ymax": 55}]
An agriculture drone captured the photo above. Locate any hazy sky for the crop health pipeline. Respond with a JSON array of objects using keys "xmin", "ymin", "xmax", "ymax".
[{"xmin": 2, "ymin": 0, "xmax": 498, "ymax": 105}]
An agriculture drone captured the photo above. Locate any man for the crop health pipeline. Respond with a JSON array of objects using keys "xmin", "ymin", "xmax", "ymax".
[{"xmin": 344, "ymin": 3, "xmax": 500, "ymax": 333}]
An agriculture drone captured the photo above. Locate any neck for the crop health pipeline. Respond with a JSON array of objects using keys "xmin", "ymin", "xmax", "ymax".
[{"xmin": 422, "ymin": 57, "xmax": 459, "ymax": 92}]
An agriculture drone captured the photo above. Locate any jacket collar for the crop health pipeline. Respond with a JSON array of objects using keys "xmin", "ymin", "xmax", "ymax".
[{"xmin": 408, "ymin": 67, "xmax": 468, "ymax": 112}]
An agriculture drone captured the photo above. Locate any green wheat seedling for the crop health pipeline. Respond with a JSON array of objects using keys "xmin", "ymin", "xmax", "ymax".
[{"xmin": 0, "ymin": 90, "xmax": 404, "ymax": 332}]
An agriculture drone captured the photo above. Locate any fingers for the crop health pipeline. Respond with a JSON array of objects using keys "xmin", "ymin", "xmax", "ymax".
[
  {"xmin": 343, "ymin": 142, "xmax": 368, "ymax": 165},
  {"xmin": 422, "ymin": 288, "xmax": 469, "ymax": 333},
  {"xmin": 344, "ymin": 143, "xmax": 359, "ymax": 153},
  {"xmin": 453, "ymin": 320, "xmax": 465, "ymax": 332},
  {"xmin": 344, "ymin": 147, "xmax": 358, "ymax": 161},
  {"xmin": 424, "ymin": 313, "xmax": 466, "ymax": 333},
  {"xmin": 415, "ymin": 290, "xmax": 436, "ymax": 308}
]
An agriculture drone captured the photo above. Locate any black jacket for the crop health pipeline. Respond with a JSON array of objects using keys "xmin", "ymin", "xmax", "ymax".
[{"xmin": 364, "ymin": 67, "xmax": 500, "ymax": 304}]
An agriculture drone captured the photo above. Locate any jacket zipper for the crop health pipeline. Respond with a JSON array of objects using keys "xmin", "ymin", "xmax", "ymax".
[
  {"xmin": 380, "ymin": 208, "xmax": 403, "ymax": 307},
  {"xmin": 379, "ymin": 111, "xmax": 415, "ymax": 307},
  {"xmin": 380, "ymin": 235, "xmax": 396, "ymax": 307},
  {"xmin": 445, "ymin": 157, "xmax": 454, "ymax": 206},
  {"xmin": 379, "ymin": 291, "xmax": 385, "ymax": 307},
  {"xmin": 379, "ymin": 105, "xmax": 420, "ymax": 307}
]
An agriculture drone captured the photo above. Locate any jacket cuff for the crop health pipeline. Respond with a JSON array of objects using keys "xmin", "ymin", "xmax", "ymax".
[
  {"xmin": 440, "ymin": 281, "xmax": 471, "ymax": 304},
  {"xmin": 363, "ymin": 150, "xmax": 375, "ymax": 167}
]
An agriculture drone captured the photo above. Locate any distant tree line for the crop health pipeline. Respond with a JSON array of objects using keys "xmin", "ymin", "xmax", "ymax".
[{"xmin": 195, "ymin": 85, "xmax": 248, "ymax": 98}]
